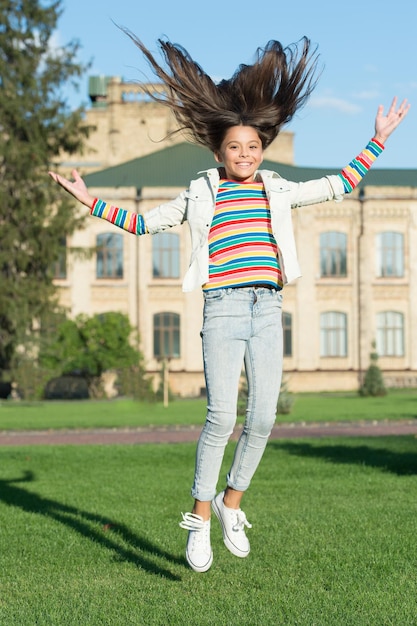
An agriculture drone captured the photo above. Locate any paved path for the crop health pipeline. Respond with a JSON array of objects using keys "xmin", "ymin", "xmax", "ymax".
[{"xmin": 0, "ymin": 420, "xmax": 416, "ymax": 446}]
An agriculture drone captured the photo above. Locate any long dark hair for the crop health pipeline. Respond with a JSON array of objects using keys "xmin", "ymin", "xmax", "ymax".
[{"xmin": 120, "ymin": 29, "xmax": 320, "ymax": 152}]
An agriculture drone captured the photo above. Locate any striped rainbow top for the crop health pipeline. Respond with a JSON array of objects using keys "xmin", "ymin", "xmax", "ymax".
[
  {"xmin": 203, "ymin": 180, "xmax": 282, "ymax": 291},
  {"xmin": 338, "ymin": 138, "xmax": 384, "ymax": 192},
  {"xmin": 91, "ymin": 198, "xmax": 147, "ymax": 234}
]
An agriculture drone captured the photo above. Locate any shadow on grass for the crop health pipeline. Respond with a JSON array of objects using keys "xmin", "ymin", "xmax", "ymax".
[
  {"xmin": 0, "ymin": 471, "xmax": 184, "ymax": 580},
  {"xmin": 271, "ymin": 439, "xmax": 417, "ymax": 476}
]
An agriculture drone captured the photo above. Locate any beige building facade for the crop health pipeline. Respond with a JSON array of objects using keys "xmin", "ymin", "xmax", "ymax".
[{"xmin": 55, "ymin": 78, "xmax": 417, "ymax": 395}]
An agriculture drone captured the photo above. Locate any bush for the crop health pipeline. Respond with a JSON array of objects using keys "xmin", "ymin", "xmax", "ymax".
[
  {"xmin": 359, "ymin": 345, "xmax": 387, "ymax": 397},
  {"xmin": 11, "ymin": 360, "xmax": 52, "ymax": 401},
  {"xmin": 40, "ymin": 312, "xmax": 150, "ymax": 399},
  {"xmin": 116, "ymin": 365, "xmax": 156, "ymax": 402},
  {"xmin": 277, "ymin": 377, "xmax": 294, "ymax": 414},
  {"xmin": 237, "ymin": 375, "xmax": 294, "ymax": 416}
]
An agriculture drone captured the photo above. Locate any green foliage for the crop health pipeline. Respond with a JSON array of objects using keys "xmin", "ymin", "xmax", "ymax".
[
  {"xmin": 359, "ymin": 344, "xmax": 387, "ymax": 397},
  {"xmin": 238, "ymin": 374, "xmax": 294, "ymax": 416},
  {"xmin": 277, "ymin": 376, "xmax": 294, "ymax": 414},
  {"xmin": 10, "ymin": 358, "xmax": 52, "ymax": 401},
  {"xmin": 40, "ymin": 312, "xmax": 151, "ymax": 398},
  {"xmin": 0, "ymin": 0, "xmax": 92, "ymax": 372},
  {"xmin": 116, "ymin": 365, "xmax": 155, "ymax": 402}
]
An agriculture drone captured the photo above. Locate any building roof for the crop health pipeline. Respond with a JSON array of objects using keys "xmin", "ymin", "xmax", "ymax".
[{"xmin": 84, "ymin": 142, "xmax": 417, "ymax": 190}]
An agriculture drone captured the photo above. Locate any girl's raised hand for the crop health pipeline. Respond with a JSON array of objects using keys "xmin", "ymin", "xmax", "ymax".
[
  {"xmin": 374, "ymin": 97, "xmax": 410, "ymax": 144},
  {"xmin": 48, "ymin": 169, "xmax": 95, "ymax": 209}
]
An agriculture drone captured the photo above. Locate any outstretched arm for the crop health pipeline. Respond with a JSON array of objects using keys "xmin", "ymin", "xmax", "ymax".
[
  {"xmin": 48, "ymin": 169, "xmax": 95, "ymax": 209},
  {"xmin": 49, "ymin": 167, "xmax": 188, "ymax": 236},
  {"xmin": 338, "ymin": 97, "xmax": 410, "ymax": 193}
]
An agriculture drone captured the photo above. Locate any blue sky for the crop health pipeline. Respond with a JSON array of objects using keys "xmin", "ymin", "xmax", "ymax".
[{"xmin": 56, "ymin": 0, "xmax": 416, "ymax": 170}]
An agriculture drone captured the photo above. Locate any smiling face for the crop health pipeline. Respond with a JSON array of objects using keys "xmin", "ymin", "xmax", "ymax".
[{"xmin": 214, "ymin": 126, "xmax": 264, "ymax": 182}]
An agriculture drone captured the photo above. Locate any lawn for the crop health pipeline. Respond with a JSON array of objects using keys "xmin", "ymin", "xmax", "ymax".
[
  {"xmin": 0, "ymin": 388, "xmax": 416, "ymax": 431},
  {"xmin": 0, "ymin": 436, "xmax": 416, "ymax": 625}
]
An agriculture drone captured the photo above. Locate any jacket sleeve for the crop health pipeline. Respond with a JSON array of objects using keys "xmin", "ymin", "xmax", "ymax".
[
  {"xmin": 143, "ymin": 190, "xmax": 188, "ymax": 234},
  {"xmin": 285, "ymin": 175, "xmax": 345, "ymax": 208}
]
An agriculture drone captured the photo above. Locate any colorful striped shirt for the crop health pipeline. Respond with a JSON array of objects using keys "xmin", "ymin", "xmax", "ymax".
[
  {"xmin": 338, "ymin": 138, "xmax": 384, "ymax": 193},
  {"xmin": 203, "ymin": 180, "xmax": 282, "ymax": 291},
  {"xmin": 90, "ymin": 198, "xmax": 147, "ymax": 234}
]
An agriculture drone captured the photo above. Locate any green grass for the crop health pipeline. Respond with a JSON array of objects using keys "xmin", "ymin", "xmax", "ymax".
[
  {"xmin": 0, "ymin": 388, "xmax": 416, "ymax": 431},
  {"xmin": 1, "ymin": 436, "xmax": 416, "ymax": 625}
]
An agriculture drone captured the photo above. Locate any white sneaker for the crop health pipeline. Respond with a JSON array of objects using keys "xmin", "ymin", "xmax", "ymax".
[
  {"xmin": 212, "ymin": 491, "xmax": 252, "ymax": 558},
  {"xmin": 179, "ymin": 512, "xmax": 213, "ymax": 573}
]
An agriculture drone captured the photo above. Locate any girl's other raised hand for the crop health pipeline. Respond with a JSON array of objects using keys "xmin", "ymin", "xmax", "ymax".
[{"xmin": 374, "ymin": 97, "xmax": 410, "ymax": 145}]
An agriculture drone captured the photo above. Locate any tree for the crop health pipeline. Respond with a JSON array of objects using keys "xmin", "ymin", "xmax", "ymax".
[
  {"xmin": 40, "ymin": 312, "xmax": 154, "ymax": 399},
  {"xmin": 359, "ymin": 343, "xmax": 387, "ymax": 397},
  {"xmin": 0, "ymin": 0, "xmax": 91, "ymax": 376},
  {"xmin": 237, "ymin": 373, "xmax": 294, "ymax": 416}
]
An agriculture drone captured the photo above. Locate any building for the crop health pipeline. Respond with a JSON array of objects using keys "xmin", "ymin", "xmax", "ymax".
[{"xmin": 54, "ymin": 77, "xmax": 417, "ymax": 395}]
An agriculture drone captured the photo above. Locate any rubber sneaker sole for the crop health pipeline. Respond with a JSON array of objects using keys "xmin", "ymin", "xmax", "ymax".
[{"xmin": 185, "ymin": 540, "xmax": 213, "ymax": 573}]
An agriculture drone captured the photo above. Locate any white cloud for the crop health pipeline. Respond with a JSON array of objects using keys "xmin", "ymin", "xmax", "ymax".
[
  {"xmin": 353, "ymin": 90, "xmax": 380, "ymax": 100},
  {"xmin": 309, "ymin": 95, "xmax": 361, "ymax": 114}
]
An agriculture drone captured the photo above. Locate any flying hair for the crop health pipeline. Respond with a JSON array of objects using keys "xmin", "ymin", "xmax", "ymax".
[{"xmin": 119, "ymin": 28, "xmax": 321, "ymax": 152}]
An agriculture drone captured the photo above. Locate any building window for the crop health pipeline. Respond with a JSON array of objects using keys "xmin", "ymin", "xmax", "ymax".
[
  {"xmin": 153, "ymin": 232, "xmax": 180, "ymax": 278},
  {"xmin": 320, "ymin": 312, "xmax": 347, "ymax": 357},
  {"xmin": 376, "ymin": 232, "xmax": 404, "ymax": 277},
  {"xmin": 153, "ymin": 312, "xmax": 180, "ymax": 358},
  {"xmin": 96, "ymin": 233, "xmax": 123, "ymax": 279},
  {"xmin": 376, "ymin": 311, "xmax": 404, "ymax": 356},
  {"xmin": 320, "ymin": 232, "xmax": 347, "ymax": 277},
  {"xmin": 53, "ymin": 238, "xmax": 67, "ymax": 279},
  {"xmin": 283, "ymin": 311, "xmax": 292, "ymax": 357}
]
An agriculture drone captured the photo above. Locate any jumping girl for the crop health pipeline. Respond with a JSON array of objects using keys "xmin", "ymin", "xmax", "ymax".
[{"xmin": 49, "ymin": 32, "xmax": 409, "ymax": 573}]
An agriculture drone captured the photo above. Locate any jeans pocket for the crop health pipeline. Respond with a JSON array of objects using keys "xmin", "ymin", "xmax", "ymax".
[{"xmin": 203, "ymin": 289, "xmax": 226, "ymax": 301}]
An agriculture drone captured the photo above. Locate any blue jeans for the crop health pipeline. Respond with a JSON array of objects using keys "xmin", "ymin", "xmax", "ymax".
[{"xmin": 191, "ymin": 287, "xmax": 283, "ymax": 501}]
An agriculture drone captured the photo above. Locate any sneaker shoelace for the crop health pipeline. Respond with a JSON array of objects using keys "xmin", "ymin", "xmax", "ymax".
[
  {"xmin": 179, "ymin": 512, "xmax": 205, "ymax": 531},
  {"xmin": 232, "ymin": 510, "xmax": 252, "ymax": 532},
  {"xmin": 179, "ymin": 513, "xmax": 210, "ymax": 552}
]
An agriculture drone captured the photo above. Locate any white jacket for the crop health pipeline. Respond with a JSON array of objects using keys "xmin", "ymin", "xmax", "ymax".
[{"xmin": 144, "ymin": 168, "xmax": 345, "ymax": 292}]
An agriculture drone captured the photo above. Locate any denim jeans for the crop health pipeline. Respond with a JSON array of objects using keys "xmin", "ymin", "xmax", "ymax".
[{"xmin": 191, "ymin": 287, "xmax": 283, "ymax": 501}]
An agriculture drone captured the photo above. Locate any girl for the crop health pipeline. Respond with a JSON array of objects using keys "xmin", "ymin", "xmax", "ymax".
[{"xmin": 49, "ymin": 33, "xmax": 409, "ymax": 573}]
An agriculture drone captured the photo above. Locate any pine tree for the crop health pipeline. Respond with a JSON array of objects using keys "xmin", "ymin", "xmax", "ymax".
[
  {"xmin": 0, "ymin": 0, "xmax": 91, "ymax": 374},
  {"xmin": 359, "ymin": 343, "xmax": 387, "ymax": 397}
]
